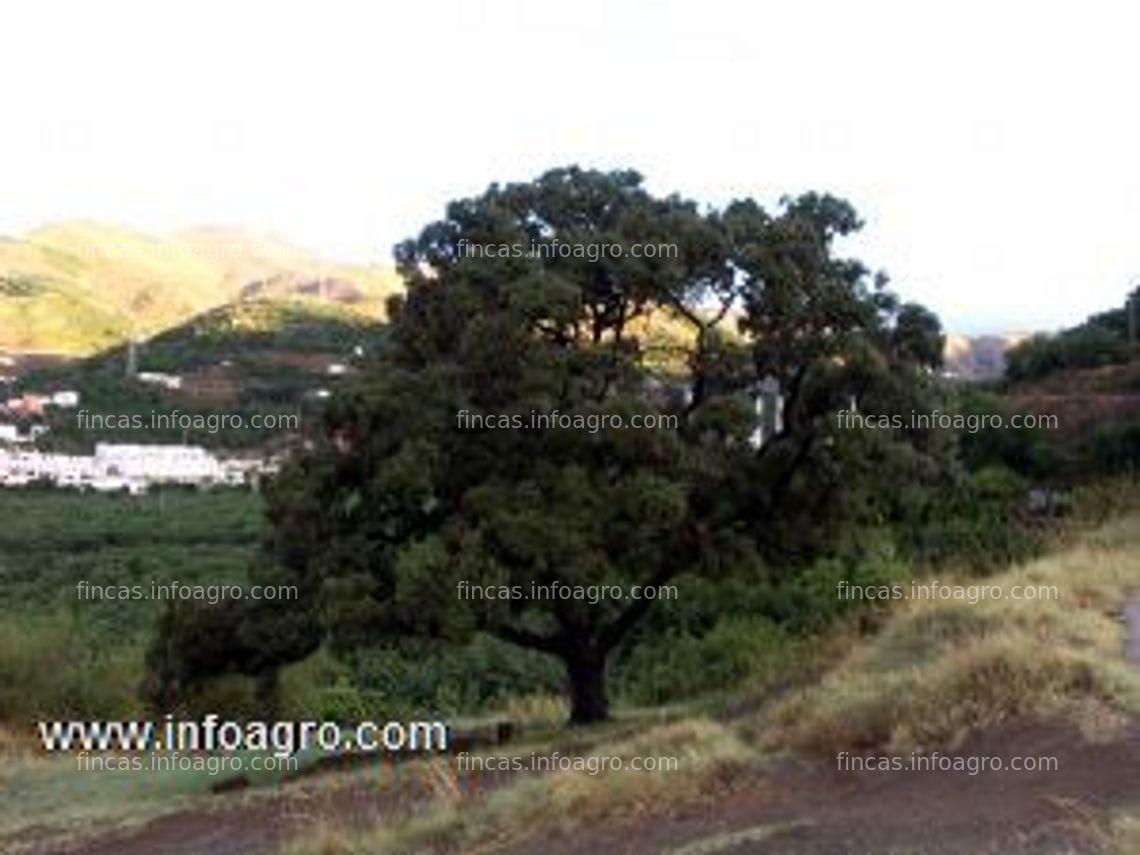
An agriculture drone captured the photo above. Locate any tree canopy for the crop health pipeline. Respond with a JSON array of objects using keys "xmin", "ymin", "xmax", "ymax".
[{"xmin": 150, "ymin": 167, "xmax": 949, "ymax": 723}]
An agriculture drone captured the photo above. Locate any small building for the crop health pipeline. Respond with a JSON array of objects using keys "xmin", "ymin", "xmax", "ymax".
[
  {"xmin": 136, "ymin": 372, "xmax": 183, "ymax": 391},
  {"xmin": 5, "ymin": 395, "xmax": 47, "ymax": 416}
]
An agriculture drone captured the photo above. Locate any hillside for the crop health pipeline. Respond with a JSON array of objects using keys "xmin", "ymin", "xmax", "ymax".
[
  {"xmin": 0, "ymin": 222, "xmax": 401, "ymax": 355},
  {"xmin": 14, "ymin": 297, "xmax": 386, "ymax": 449}
]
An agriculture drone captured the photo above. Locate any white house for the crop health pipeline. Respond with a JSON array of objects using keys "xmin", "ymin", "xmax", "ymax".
[{"xmin": 136, "ymin": 372, "xmax": 183, "ymax": 391}]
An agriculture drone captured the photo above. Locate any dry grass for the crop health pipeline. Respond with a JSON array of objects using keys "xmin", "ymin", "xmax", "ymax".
[
  {"xmin": 757, "ymin": 514, "xmax": 1140, "ymax": 754},
  {"xmin": 1114, "ymin": 809, "xmax": 1140, "ymax": 855},
  {"xmin": 281, "ymin": 718, "xmax": 754, "ymax": 855}
]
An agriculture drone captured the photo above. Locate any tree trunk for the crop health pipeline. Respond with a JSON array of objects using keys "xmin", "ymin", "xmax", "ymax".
[{"xmin": 565, "ymin": 647, "xmax": 609, "ymax": 724}]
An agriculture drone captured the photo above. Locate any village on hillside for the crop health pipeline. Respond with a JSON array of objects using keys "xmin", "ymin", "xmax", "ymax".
[{"xmin": 0, "ymin": 355, "xmax": 284, "ymax": 493}]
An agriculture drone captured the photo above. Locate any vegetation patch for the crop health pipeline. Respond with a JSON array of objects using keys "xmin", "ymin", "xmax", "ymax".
[{"xmin": 758, "ymin": 515, "xmax": 1140, "ymax": 754}]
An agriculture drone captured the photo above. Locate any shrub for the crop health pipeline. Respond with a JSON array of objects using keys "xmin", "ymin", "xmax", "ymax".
[
  {"xmin": 1006, "ymin": 325, "xmax": 1129, "ymax": 382},
  {"xmin": 616, "ymin": 617, "xmax": 791, "ymax": 706},
  {"xmin": 341, "ymin": 634, "xmax": 563, "ymax": 720},
  {"xmin": 1086, "ymin": 419, "xmax": 1140, "ymax": 473},
  {"xmin": 0, "ymin": 613, "xmax": 142, "ymax": 721}
]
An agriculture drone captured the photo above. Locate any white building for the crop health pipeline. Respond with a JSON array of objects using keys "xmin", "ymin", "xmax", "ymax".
[
  {"xmin": 0, "ymin": 443, "xmax": 277, "ymax": 492},
  {"xmin": 136, "ymin": 372, "xmax": 183, "ymax": 391},
  {"xmin": 94, "ymin": 443, "xmax": 223, "ymax": 485}
]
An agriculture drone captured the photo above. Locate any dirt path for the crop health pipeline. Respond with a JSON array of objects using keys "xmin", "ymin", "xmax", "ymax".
[{"xmin": 511, "ymin": 719, "xmax": 1140, "ymax": 855}]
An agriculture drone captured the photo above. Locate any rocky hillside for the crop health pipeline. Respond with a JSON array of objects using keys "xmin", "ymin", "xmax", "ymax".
[{"xmin": 943, "ymin": 332, "xmax": 1032, "ymax": 380}]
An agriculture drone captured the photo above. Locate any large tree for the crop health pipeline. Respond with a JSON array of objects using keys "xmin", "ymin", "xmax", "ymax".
[{"xmin": 151, "ymin": 167, "xmax": 947, "ymax": 724}]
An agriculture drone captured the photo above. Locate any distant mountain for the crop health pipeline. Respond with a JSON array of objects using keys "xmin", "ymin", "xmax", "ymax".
[
  {"xmin": 0, "ymin": 222, "xmax": 401, "ymax": 355},
  {"xmin": 943, "ymin": 332, "xmax": 1032, "ymax": 381}
]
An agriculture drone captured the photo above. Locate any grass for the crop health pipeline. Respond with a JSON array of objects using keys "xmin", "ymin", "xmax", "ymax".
[
  {"xmin": 757, "ymin": 513, "xmax": 1140, "ymax": 754},
  {"xmin": 1114, "ymin": 809, "xmax": 1140, "ymax": 855},
  {"xmin": 280, "ymin": 716, "xmax": 755, "ymax": 855},
  {"xmin": 0, "ymin": 738, "xmax": 374, "ymax": 852}
]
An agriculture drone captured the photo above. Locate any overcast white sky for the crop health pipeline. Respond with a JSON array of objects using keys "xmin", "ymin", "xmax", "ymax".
[{"xmin": 2, "ymin": 0, "xmax": 1138, "ymax": 333}]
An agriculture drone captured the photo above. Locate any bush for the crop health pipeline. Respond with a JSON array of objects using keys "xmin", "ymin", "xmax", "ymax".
[
  {"xmin": 611, "ymin": 545, "xmax": 906, "ymax": 706},
  {"xmin": 1086, "ymin": 419, "xmax": 1140, "ymax": 473},
  {"xmin": 894, "ymin": 466, "xmax": 1047, "ymax": 572},
  {"xmin": 340, "ymin": 634, "xmax": 563, "ymax": 720},
  {"xmin": 1005, "ymin": 325, "xmax": 1129, "ymax": 383},
  {"xmin": 616, "ymin": 617, "xmax": 791, "ymax": 705},
  {"xmin": 955, "ymin": 389, "xmax": 1062, "ymax": 478},
  {"xmin": 0, "ymin": 613, "xmax": 142, "ymax": 721}
]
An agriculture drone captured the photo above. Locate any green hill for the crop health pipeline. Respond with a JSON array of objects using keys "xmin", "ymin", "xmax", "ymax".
[
  {"xmin": 17, "ymin": 296, "xmax": 388, "ymax": 450},
  {"xmin": 0, "ymin": 222, "xmax": 400, "ymax": 355}
]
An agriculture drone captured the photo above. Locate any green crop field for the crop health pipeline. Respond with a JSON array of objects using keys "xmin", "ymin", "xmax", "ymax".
[
  {"xmin": 0, "ymin": 489, "xmax": 264, "ymax": 722},
  {"xmin": 0, "ymin": 488, "xmax": 263, "ymax": 634}
]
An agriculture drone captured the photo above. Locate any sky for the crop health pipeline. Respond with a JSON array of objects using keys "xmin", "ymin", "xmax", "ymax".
[{"xmin": 2, "ymin": 0, "xmax": 1139, "ymax": 334}]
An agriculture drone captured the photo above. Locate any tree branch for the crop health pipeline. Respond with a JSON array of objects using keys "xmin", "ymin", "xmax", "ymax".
[
  {"xmin": 494, "ymin": 621, "xmax": 565, "ymax": 657},
  {"xmin": 599, "ymin": 562, "xmax": 682, "ymax": 653}
]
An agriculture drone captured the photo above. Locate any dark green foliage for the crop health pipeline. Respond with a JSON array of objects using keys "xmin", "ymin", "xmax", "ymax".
[
  {"xmin": 613, "ymin": 545, "xmax": 905, "ymax": 704},
  {"xmin": 337, "ymin": 635, "xmax": 563, "ymax": 719},
  {"xmin": 893, "ymin": 302, "xmax": 946, "ymax": 369},
  {"xmin": 1085, "ymin": 418, "xmax": 1140, "ymax": 473},
  {"xmin": 1005, "ymin": 297, "xmax": 1134, "ymax": 382},
  {"xmin": 0, "ymin": 489, "xmax": 261, "ymax": 633},
  {"xmin": 0, "ymin": 490, "xmax": 262, "ymax": 720},
  {"xmin": 893, "ymin": 466, "xmax": 1048, "ymax": 572},
  {"xmin": 226, "ymin": 167, "xmax": 952, "ymax": 723},
  {"xmin": 616, "ymin": 617, "xmax": 790, "ymax": 706},
  {"xmin": 955, "ymin": 388, "xmax": 1062, "ymax": 479}
]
